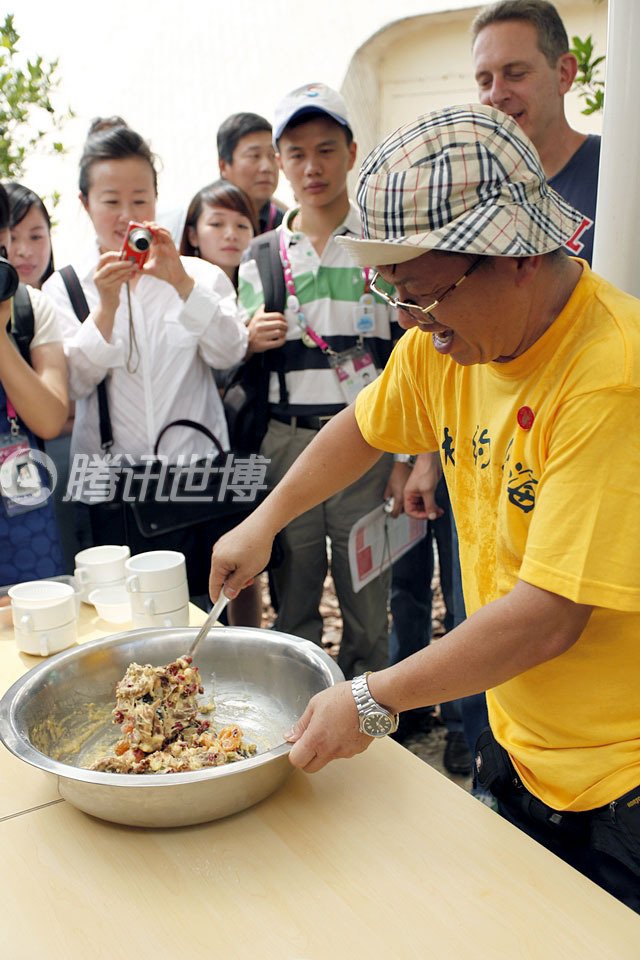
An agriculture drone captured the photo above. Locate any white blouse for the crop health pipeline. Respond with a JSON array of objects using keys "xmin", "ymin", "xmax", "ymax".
[{"xmin": 43, "ymin": 249, "xmax": 248, "ymax": 502}]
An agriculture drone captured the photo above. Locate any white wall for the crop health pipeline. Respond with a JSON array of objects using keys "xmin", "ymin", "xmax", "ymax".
[
  {"xmin": 13, "ymin": 0, "xmax": 479, "ymax": 260},
  {"xmin": 343, "ymin": 1, "xmax": 606, "ymax": 184},
  {"xmin": 14, "ymin": 0, "xmax": 606, "ymax": 261}
]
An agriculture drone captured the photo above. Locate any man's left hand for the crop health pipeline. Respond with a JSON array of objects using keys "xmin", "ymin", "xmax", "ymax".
[
  {"xmin": 284, "ymin": 682, "xmax": 373, "ymax": 772},
  {"xmin": 383, "ymin": 460, "xmax": 411, "ymax": 517}
]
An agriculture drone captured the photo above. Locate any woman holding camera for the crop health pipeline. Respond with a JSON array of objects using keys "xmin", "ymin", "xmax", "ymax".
[
  {"xmin": 0, "ymin": 183, "xmax": 68, "ymax": 585},
  {"xmin": 42, "ymin": 118, "xmax": 266, "ymax": 599}
]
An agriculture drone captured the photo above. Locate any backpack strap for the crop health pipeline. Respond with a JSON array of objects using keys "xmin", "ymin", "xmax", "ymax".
[
  {"xmin": 10, "ymin": 284, "xmax": 35, "ymax": 366},
  {"xmin": 249, "ymin": 231, "xmax": 286, "ymax": 314},
  {"xmin": 59, "ymin": 265, "xmax": 113, "ymax": 452},
  {"xmin": 248, "ymin": 230, "xmax": 288, "ymax": 406}
]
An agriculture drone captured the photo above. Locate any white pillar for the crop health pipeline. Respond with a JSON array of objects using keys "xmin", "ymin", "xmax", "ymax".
[{"xmin": 591, "ymin": 0, "xmax": 640, "ymax": 296}]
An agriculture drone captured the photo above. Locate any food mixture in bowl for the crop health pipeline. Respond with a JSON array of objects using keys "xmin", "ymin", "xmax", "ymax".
[{"xmin": 90, "ymin": 655, "xmax": 256, "ymax": 774}]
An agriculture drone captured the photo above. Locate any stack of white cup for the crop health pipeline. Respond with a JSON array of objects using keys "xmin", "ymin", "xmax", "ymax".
[
  {"xmin": 9, "ymin": 580, "xmax": 78, "ymax": 656},
  {"xmin": 74, "ymin": 545, "xmax": 131, "ymax": 604},
  {"xmin": 124, "ymin": 550, "xmax": 189, "ymax": 627}
]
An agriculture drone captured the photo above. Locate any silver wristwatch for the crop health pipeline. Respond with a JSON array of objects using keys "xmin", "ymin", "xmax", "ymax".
[{"xmin": 351, "ymin": 672, "xmax": 399, "ymax": 738}]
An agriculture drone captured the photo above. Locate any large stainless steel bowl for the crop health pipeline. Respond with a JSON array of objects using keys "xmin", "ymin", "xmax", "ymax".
[{"xmin": 0, "ymin": 626, "xmax": 343, "ymax": 828}]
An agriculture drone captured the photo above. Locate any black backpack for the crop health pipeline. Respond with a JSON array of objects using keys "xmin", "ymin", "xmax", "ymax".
[
  {"xmin": 222, "ymin": 231, "xmax": 286, "ymax": 455},
  {"xmin": 9, "ymin": 284, "xmax": 35, "ymax": 366},
  {"xmin": 7, "ymin": 284, "xmax": 47, "ymax": 452}
]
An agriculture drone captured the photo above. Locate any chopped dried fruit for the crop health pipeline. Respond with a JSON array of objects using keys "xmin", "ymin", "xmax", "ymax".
[{"xmin": 89, "ymin": 656, "xmax": 256, "ymax": 775}]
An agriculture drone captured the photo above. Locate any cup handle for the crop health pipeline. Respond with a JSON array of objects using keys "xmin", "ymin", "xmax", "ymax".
[
  {"xmin": 162, "ymin": 615, "xmax": 173, "ymax": 627},
  {"xmin": 39, "ymin": 633, "xmax": 49, "ymax": 657},
  {"xmin": 74, "ymin": 567, "xmax": 89, "ymax": 585},
  {"xmin": 125, "ymin": 575, "xmax": 139, "ymax": 594},
  {"xmin": 144, "ymin": 597, "xmax": 155, "ymax": 614},
  {"xmin": 19, "ymin": 614, "xmax": 33, "ymax": 632}
]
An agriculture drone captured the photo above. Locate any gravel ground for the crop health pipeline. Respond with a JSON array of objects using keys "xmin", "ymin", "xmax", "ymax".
[{"xmin": 260, "ymin": 566, "xmax": 472, "ymax": 793}]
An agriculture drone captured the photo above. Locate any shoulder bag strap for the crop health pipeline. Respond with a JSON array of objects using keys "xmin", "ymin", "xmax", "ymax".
[
  {"xmin": 59, "ymin": 265, "xmax": 113, "ymax": 452},
  {"xmin": 153, "ymin": 418, "xmax": 225, "ymax": 459}
]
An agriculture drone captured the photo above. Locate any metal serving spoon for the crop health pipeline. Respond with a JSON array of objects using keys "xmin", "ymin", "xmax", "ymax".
[{"xmin": 187, "ymin": 588, "xmax": 231, "ymax": 658}]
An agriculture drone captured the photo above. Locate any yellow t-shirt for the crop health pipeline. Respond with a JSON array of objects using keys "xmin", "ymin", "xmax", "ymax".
[{"xmin": 356, "ymin": 263, "xmax": 640, "ymax": 811}]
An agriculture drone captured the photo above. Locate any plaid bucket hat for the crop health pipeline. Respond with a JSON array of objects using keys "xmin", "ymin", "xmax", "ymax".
[{"xmin": 336, "ymin": 104, "xmax": 584, "ymax": 267}]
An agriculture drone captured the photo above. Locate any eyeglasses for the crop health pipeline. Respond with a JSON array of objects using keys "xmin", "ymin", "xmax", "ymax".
[{"xmin": 371, "ymin": 257, "xmax": 483, "ymax": 320}]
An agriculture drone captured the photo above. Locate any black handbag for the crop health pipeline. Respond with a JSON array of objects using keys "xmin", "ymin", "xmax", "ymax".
[
  {"xmin": 122, "ymin": 417, "xmax": 265, "ymax": 538},
  {"xmin": 58, "ymin": 266, "xmax": 268, "ymax": 535}
]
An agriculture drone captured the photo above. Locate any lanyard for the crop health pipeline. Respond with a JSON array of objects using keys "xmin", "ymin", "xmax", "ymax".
[
  {"xmin": 4, "ymin": 306, "xmax": 20, "ymax": 434},
  {"xmin": 279, "ymin": 229, "xmax": 372, "ymax": 352},
  {"xmin": 5, "ymin": 397, "xmax": 18, "ymax": 435},
  {"xmin": 279, "ymin": 229, "xmax": 334, "ymax": 352},
  {"xmin": 266, "ymin": 202, "xmax": 278, "ymax": 232}
]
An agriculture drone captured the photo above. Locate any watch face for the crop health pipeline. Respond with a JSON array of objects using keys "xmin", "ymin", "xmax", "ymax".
[{"xmin": 362, "ymin": 712, "xmax": 393, "ymax": 737}]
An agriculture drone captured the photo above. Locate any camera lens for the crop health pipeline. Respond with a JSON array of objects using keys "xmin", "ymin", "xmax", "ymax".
[
  {"xmin": 130, "ymin": 228, "xmax": 152, "ymax": 252},
  {"xmin": 0, "ymin": 258, "xmax": 19, "ymax": 302}
]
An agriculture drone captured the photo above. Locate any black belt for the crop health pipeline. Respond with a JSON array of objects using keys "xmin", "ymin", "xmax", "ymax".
[{"xmin": 270, "ymin": 412, "xmax": 334, "ymax": 431}]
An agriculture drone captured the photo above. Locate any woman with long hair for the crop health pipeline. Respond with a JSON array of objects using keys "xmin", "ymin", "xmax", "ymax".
[
  {"xmin": 0, "ymin": 183, "xmax": 68, "ymax": 584},
  {"xmin": 4, "ymin": 182, "xmax": 54, "ymax": 289},
  {"xmin": 181, "ymin": 179, "xmax": 267, "ymax": 625},
  {"xmin": 180, "ymin": 179, "xmax": 257, "ymax": 290}
]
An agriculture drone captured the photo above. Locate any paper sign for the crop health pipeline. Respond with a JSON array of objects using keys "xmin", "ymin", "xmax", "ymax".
[{"xmin": 348, "ymin": 502, "xmax": 427, "ymax": 593}]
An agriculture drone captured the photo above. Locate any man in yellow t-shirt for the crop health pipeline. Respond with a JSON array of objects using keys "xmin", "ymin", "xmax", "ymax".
[{"xmin": 209, "ymin": 104, "xmax": 640, "ymax": 912}]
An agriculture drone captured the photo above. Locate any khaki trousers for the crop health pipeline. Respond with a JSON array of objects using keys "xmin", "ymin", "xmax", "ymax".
[{"xmin": 262, "ymin": 418, "xmax": 392, "ymax": 680}]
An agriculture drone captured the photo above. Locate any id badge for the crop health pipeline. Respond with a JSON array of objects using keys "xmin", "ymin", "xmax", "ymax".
[
  {"xmin": 355, "ymin": 293, "xmax": 376, "ymax": 334},
  {"xmin": 329, "ymin": 345, "xmax": 378, "ymax": 404},
  {"xmin": 0, "ymin": 432, "xmax": 48, "ymax": 516}
]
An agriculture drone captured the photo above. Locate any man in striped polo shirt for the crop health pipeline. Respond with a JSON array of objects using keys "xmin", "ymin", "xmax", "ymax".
[{"xmin": 238, "ymin": 83, "xmax": 404, "ymax": 680}]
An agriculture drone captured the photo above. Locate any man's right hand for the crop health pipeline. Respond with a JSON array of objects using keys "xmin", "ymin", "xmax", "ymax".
[
  {"xmin": 209, "ymin": 510, "xmax": 276, "ymax": 601},
  {"xmin": 245, "ymin": 305, "xmax": 288, "ymax": 356}
]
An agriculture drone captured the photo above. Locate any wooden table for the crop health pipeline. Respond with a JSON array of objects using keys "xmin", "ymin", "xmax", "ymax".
[{"xmin": 1, "ymin": 604, "xmax": 639, "ymax": 959}]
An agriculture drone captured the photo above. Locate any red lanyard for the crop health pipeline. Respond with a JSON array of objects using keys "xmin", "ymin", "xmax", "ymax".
[
  {"xmin": 278, "ymin": 227, "xmax": 372, "ymax": 352},
  {"xmin": 279, "ymin": 229, "xmax": 333, "ymax": 351}
]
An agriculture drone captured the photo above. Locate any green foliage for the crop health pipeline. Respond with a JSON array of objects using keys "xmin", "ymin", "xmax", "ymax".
[
  {"xmin": 0, "ymin": 13, "xmax": 73, "ymax": 180},
  {"xmin": 570, "ymin": 34, "xmax": 605, "ymax": 115}
]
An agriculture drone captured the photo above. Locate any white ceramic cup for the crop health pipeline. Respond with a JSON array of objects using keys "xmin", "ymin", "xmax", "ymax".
[
  {"xmin": 13, "ymin": 618, "xmax": 77, "ymax": 656},
  {"xmin": 124, "ymin": 551, "xmax": 187, "ymax": 594},
  {"xmin": 131, "ymin": 604, "xmax": 189, "ymax": 628},
  {"xmin": 128, "ymin": 580, "xmax": 190, "ymax": 616},
  {"xmin": 88, "ymin": 585, "xmax": 132, "ymax": 624},
  {"xmin": 74, "ymin": 545, "xmax": 131, "ymax": 589},
  {"xmin": 9, "ymin": 581, "xmax": 77, "ymax": 632},
  {"xmin": 75, "ymin": 574, "xmax": 125, "ymax": 606}
]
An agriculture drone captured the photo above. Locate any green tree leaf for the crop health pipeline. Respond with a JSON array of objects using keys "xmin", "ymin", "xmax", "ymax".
[
  {"xmin": 0, "ymin": 12, "xmax": 73, "ymax": 179},
  {"xmin": 569, "ymin": 33, "xmax": 605, "ymax": 116}
]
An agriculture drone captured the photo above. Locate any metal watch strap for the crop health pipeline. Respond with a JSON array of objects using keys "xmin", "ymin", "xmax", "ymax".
[{"xmin": 351, "ymin": 672, "xmax": 399, "ymax": 734}]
